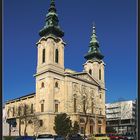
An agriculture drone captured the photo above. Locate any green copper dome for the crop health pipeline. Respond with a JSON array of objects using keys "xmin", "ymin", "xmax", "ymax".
[
  {"xmin": 84, "ymin": 25, "xmax": 104, "ymax": 60},
  {"xmin": 39, "ymin": 0, "xmax": 64, "ymax": 37}
]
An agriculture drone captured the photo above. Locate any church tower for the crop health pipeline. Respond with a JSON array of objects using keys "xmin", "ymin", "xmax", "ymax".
[
  {"xmin": 83, "ymin": 25, "xmax": 105, "ymax": 87},
  {"xmin": 34, "ymin": 0, "xmax": 66, "ymax": 119},
  {"xmin": 36, "ymin": 0, "xmax": 65, "ymax": 75}
]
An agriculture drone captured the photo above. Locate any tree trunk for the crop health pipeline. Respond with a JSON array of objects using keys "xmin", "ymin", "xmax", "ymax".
[
  {"xmin": 84, "ymin": 116, "xmax": 88, "ymax": 139},
  {"xmin": 19, "ymin": 118, "xmax": 21, "ymax": 136},
  {"xmin": 9, "ymin": 124, "xmax": 11, "ymax": 136},
  {"xmin": 24, "ymin": 119, "xmax": 27, "ymax": 136}
]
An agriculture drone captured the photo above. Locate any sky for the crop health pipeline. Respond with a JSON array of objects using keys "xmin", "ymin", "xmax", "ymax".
[{"xmin": 3, "ymin": 0, "xmax": 137, "ymax": 103}]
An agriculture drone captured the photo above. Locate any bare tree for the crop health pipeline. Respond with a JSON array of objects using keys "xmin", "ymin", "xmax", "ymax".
[
  {"xmin": 33, "ymin": 117, "xmax": 47, "ymax": 137},
  {"xmin": 15, "ymin": 103, "xmax": 40, "ymax": 136},
  {"xmin": 67, "ymin": 84, "xmax": 100, "ymax": 138}
]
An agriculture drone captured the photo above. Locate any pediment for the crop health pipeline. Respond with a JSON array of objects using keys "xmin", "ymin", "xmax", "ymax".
[{"xmin": 70, "ymin": 72, "xmax": 100, "ymax": 86}]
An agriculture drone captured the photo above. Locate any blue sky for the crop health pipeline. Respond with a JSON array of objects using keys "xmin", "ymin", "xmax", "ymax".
[{"xmin": 3, "ymin": 0, "xmax": 137, "ymax": 103}]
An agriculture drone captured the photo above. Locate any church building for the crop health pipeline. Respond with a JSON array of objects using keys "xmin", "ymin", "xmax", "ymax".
[{"xmin": 5, "ymin": 0, "xmax": 106, "ymax": 136}]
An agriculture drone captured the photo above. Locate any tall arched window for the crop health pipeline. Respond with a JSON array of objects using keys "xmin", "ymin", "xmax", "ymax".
[
  {"xmin": 89, "ymin": 69, "xmax": 92, "ymax": 75},
  {"xmin": 55, "ymin": 82, "xmax": 58, "ymax": 88},
  {"xmin": 18, "ymin": 106, "xmax": 21, "ymax": 116},
  {"xmin": 74, "ymin": 98, "xmax": 77, "ymax": 113},
  {"xmin": 31, "ymin": 104, "xmax": 33, "ymax": 114},
  {"xmin": 83, "ymin": 97, "xmax": 86, "ymax": 113},
  {"xmin": 41, "ymin": 82, "xmax": 44, "ymax": 88},
  {"xmin": 13, "ymin": 107, "xmax": 15, "ymax": 117},
  {"xmin": 42, "ymin": 49, "xmax": 45, "ymax": 63},
  {"xmin": 55, "ymin": 103, "xmax": 58, "ymax": 112},
  {"xmin": 55, "ymin": 49, "xmax": 59, "ymax": 63},
  {"xmin": 41, "ymin": 103, "xmax": 44, "ymax": 112},
  {"xmin": 99, "ymin": 69, "xmax": 101, "ymax": 80},
  {"xmin": 91, "ymin": 102, "xmax": 94, "ymax": 114}
]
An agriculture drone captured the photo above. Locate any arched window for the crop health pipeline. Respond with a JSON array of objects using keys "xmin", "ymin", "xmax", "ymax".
[
  {"xmin": 41, "ymin": 82, "xmax": 44, "ymax": 88},
  {"xmin": 54, "ymin": 100, "xmax": 59, "ymax": 112},
  {"xmin": 41, "ymin": 103, "xmax": 44, "ymax": 112},
  {"xmin": 89, "ymin": 69, "xmax": 92, "ymax": 75},
  {"xmin": 90, "ymin": 125, "xmax": 93, "ymax": 134},
  {"xmin": 28, "ymin": 120, "xmax": 33, "ymax": 124},
  {"xmin": 99, "ymin": 69, "xmax": 101, "ymax": 80},
  {"xmin": 74, "ymin": 98, "xmax": 77, "ymax": 113},
  {"xmin": 100, "ymin": 94, "xmax": 102, "ymax": 99},
  {"xmin": 18, "ymin": 106, "xmax": 21, "ymax": 116},
  {"xmin": 55, "ymin": 49, "xmax": 59, "ymax": 63},
  {"xmin": 55, "ymin": 103, "xmax": 58, "ymax": 112},
  {"xmin": 55, "ymin": 82, "xmax": 58, "ymax": 88},
  {"xmin": 31, "ymin": 104, "xmax": 33, "ymax": 114},
  {"xmin": 24, "ymin": 105, "xmax": 27, "ymax": 115},
  {"xmin": 80, "ymin": 118, "xmax": 85, "ymax": 124},
  {"xmin": 91, "ymin": 102, "xmax": 94, "ymax": 114},
  {"xmin": 90, "ymin": 119, "xmax": 94, "ymax": 124},
  {"xmin": 98, "ymin": 119, "xmax": 102, "ymax": 124},
  {"xmin": 13, "ymin": 107, "xmax": 15, "ymax": 117},
  {"xmin": 42, "ymin": 49, "xmax": 45, "ymax": 63},
  {"xmin": 98, "ymin": 126, "xmax": 101, "ymax": 133},
  {"xmin": 83, "ymin": 97, "xmax": 86, "ymax": 113}
]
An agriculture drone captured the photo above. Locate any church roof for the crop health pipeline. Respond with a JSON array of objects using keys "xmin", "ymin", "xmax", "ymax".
[
  {"xmin": 84, "ymin": 24, "xmax": 104, "ymax": 61},
  {"xmin": 5, "ymin": 92, "xmax": 35, "ymax": 104},
  {"xmin": 65, "ymin": 71, "xmax": 101, "ymax": 87},
  {"xmin": 39, "ymin": 0, "xmax": 64, "ymax": 37}
]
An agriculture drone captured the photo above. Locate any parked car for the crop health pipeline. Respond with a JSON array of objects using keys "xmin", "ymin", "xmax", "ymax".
[
  {"xmin": 15, "ymin": 136, "xmax": 36, "ymax": 140},
  {"xmin": 36, "ymin": 134, "xmax": 64, "ymax": 140},
  {"xmin": 122, "ymin": 134, "xmax": 134, "ymax": 140},
  {"xmin": 36, "ymin": 134, "xmax": 54, "ymax": 140},
  {"xmin": 107, "ymin": 134, "xmax": 128, "ymax": 140},
  {"xmin": 67, "ymin": 134, "xmax": 83, "ymax": 140},
  {"xmin": 92, "ymin": 134, "xmax": 110, "ymax": 140},
  {"xmin": 54, "ymin": 135, "xmax": 65, "ymax": 140}
]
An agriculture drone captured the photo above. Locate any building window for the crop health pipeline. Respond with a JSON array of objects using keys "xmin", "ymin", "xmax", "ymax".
[
  {"xmin": 13, "ymin": 107, "xmax": 15, "ymax": 117},
  {"xmin": 24, "ymin": 105, "xmax": 27, "ymax": 115},
  {"xmin": 55, "ymin": 103, "xmax": 58, "ymax": 112},
  {"xmin": 42, "ymin": 49, "xmax": 45, "ymax": 63},
  {"xmin": 98, "ymin": 126, "xmax": 101, "ymax": 133},
  {"xmin": 18, "ymin": 106, "xmax": 21, "ymax": 116},
  {"xmin": 89, "ymin": 69, "xmax": 92, "ymax": 75},
  {"xmin": 41, "ymin": 82, "xmax": 44, "ymax": 88},
  {"xmin": 80, "ymin": 118, "xmax": 85, "ymax": 124},
  {"xmin": 91, "ymin": 102, "xmax": 94, "ymax": 114},
  {"xmin": 100, "ymin": 94, "xmax": 102, "ymax": 99},
  {"xmin": 99, "ymin": 69, "xmax": 101, "ymax": 80},
  {"xmin": 90, "ymin": 125, "xmax": 93, "ymax": 134},
  {"xmin": 98, "ymin": 120, "xmax": 102, "ymax": 124},
  {"xmin": 83, "ymin": 97, "xmax": 86, "ymax": 113},
  {"xmin": 28, "ymin": 120, "xmax": 33, "ymax": 124},
  {"xmin": 41, "ymin": 103, "xmax": 44, "ymax": 112},
  {"xmin": 74, "ymin": 98, "xmax": 77, "ymax": 113},
  {"xmin": 55, "ymin": 49, "xmax": 59, "ymax": 63},
  {"xmin": 80, "ymin": 127, "xmax": 84, "ymax": 134},
  {"xmin": 31, "ymin": 104, "xmax": 33, "ymax": 114},
  {"xmin": 39, "ymin": 120, "xmax": 43, "ymax": 127},
  {"xmin": 55, "ymin": 82, "xmax": 59, "ymax": 88}
]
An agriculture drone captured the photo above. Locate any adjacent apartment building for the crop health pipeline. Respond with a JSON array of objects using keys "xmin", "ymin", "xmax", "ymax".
[
  {"xmin": 106, "ymin": 100, "xmax": 136, "ymax": 136},
  {"xmin": 4, "ymin": 0, "xmax": 106, "ymax": 136}
]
